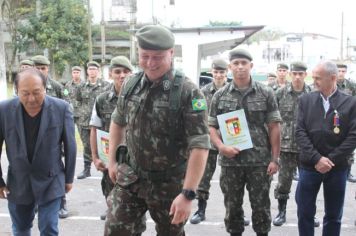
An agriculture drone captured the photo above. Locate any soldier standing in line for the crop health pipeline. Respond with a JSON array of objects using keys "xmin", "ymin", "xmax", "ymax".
[
  {"xmin": 275, "ymin": 63, "xmax": 290, "ymax": 90},
  {"xmin": 89, "ymin": 56, "xmax": 133, "ymax": 220},
  {"xmin": 272, "ymin": 62, "xmax": 320, "ymax": 227},
  {"xmin": 76, "ymin": 61, "xmax": 110, "ymax": 179},
  {"xmin": 209, "ymin": 48, "xmax": 282, "ymax": 236},
  {"xmin": 336, "ymin": 63, "xmax": 356, "ymax": 182},
  {"xmin": 31, "ymin": 55, "xmax": 63, "ymax": 98},
  {"xmin": 31, "ymin": 55, "xmax": 71, "ymax": 218},
  {"xmin": 190, "ymin": 58, "xmax": 250, "ymax": 226},
  {"xmin": 19, "ymin": 59, "xmax": 34, "ymax": 71},
  {"xmin": 266, "ymin": 72, "xmax": 278, "ymax": 91},
  {"xmin": 105, "ymin": 25, "xmax": 210, "ymax": 236}
]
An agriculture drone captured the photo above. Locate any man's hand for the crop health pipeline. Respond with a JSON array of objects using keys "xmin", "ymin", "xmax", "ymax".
[
  {"xmin": 108, "ymin": 161, "xmax": 118, "ymax": 183},
  {"xmin": 65, "ymin": 184, "xmax": 73, "ymax": 193},
  {"xmin": 169, "ymin": 193, "xmax": 192, "ymax": 225},
  {"xmin": 315, "ymin": 156, "xmax": 334, "ymax": 174},
  {"xmin": 0, "ymin": 186, "xmax": 9, "ymax": 199},
  {"xmin": 93, "ymin": 158, "xmax": 107, "ymax": 172},
  {"xmin": 267, "ymin": 161, "xmax": 279, "ymax": 176},
  {"xmin": 218, "ymin": 145, "xmax": 240, "ymax": 158}
]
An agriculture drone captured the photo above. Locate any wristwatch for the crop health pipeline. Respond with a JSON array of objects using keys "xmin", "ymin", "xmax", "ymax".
[{"xmin": 181, "ymin": 189, "xmax": 196, "ymax": 200}]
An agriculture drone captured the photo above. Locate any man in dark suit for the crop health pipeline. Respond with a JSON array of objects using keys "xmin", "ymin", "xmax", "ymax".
[
  {"xmin": 0, "ymin": 68, "xmax": 76, "ymax": 236},
  {"xmin": 295, "ymin": 61, "xmax": 356, "ymax": 236}
]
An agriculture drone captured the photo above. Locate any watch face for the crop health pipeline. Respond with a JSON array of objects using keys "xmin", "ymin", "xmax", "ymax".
[{"xmin": 182, "ymin": 189, "xmax": 196, "ymax": 200}]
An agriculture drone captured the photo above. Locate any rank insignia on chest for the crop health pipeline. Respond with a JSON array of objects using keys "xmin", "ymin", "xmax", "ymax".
[
  {"xmin": 163, "ymin": 80, "xmax": 171, "ymax": 91},
  {"xmin": 63, "ymin": 89, "xmax": 69, "ymax": 96},
  {"xmin": 192, "ymin": 99, "xmax": 207, "ymax": 111}
]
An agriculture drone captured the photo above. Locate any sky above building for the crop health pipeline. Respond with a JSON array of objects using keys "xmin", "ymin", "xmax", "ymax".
[{"xmin": 91, "ymin": 0, "xmax": 355, "ymax": 39}]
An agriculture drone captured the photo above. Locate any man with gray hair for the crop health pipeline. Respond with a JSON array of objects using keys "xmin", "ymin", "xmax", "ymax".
[{"xmin": 296, "ymin": 61, "xmax": 356, "ymax": 236}]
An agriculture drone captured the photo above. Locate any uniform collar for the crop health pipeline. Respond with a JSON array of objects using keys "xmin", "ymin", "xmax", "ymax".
[{"xmin": 228, "ymin": 77, "xmax": 256, "ymax": 93}]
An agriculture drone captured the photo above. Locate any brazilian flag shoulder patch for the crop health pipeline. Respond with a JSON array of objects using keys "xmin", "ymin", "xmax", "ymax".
[{"xmin": 192, "ymin": 98, "xmax": 207, "ymax": 111}]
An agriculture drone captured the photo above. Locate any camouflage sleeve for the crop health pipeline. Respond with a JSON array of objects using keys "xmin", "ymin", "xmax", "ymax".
[
  {"xmin": 208, "ymin": 91, "xmax": 220, "ymax": 128},
  {"xmin": 111, "ymin": 85, "xmax": 126, "ymax": 126},
  {"xmin": 182, "ymin": 82, "xmax": 210, "ymax": 150},
  {"xmin": 75, "ymin": 84, "xmax": 82, "ymax": 102},
  {"xmin": 265, "ymin": 86, "xmax": 282, "ymax": 123}
]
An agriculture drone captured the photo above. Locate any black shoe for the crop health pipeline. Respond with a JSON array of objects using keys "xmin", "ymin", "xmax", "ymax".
[
  {"xmin": 314, "ymin": 217, "xmax": 320, "ymax": 227},
  {"xmin": 190, "ymin": 211, "xmax": 205, "ymax": 224},
  {"xmin": 256, "ymin": 233, "xmax": 268, "ymax": 236},
  {"xmin": 244, "ymin": 216, "xmax": 250, "ymax": 226},
  {"xmin": 77, "ymin": 165, "xmax": 91, "ymax": 179},
  {"xmin": 348, "ymin": 173, "xmax": 356, "ymax": 183},
  {"xmin": 273, "ymin": 211, "xmax": 286, "ymax": 226},
  {"xmin": 59, "ymin": 207, "xmax": 69, "ymax": 219},
  {"xmin": 100, "ymin": 210, "xmax": 107, "ymax": 220},
  {"xmin": 230, "ymin": 233, "xmax": 242, "ymax": 236}
]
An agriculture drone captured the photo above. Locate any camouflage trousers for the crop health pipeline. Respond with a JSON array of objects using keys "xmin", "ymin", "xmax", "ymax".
[
  {"xmin": 78, "ymin": 126, "xmax": 92, "ymax": 164},
  {"xmin": 197, "ymin": 149, "xmax": 218, "ymax": 200},
  {"xmin": 102, "ymin": 170, "xmax": 114, "ymax": 199},
  {"xmin": 220, "ymin": 166, "xmax": 272, "ymax": 234},
  {"xmin": 274, "ymin": 152, "xmax": 298, "ymax": 200},
  {"xmin": 105, "ymin": 181, "xmax": 186, "ymax": 236}
]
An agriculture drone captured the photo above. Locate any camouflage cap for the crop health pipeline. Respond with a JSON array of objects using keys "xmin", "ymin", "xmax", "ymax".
[
  {"xmin": 277, "ymin": 62, "xmax": 289, "ymax": 70},
  {"xmin": 267, "ymin": 72, "xmax": 277, "ymax": 78},
  {"xmin": 71, "ymin": 66, "xmax": 82, "ymax": 71},
  {"xmin": 110, "ymin": 56, "xmax": 133, "ymax": 71},
  {"xmin": 87, "ymin": 61, "xmax": 100, "ymax": 68},
  {"xmin": 290, "ymin": 61, "xmax": 308, "ymax": 72},
  {"xmin": 136, "ymin": 24, "xmax": 175, "ymax": 50},
  {"xmin": 20, "ymin": 59, "xmax": 34, "ymax": 66},
  {"xmin": 211, "ymin": 58, "xmax": 228, "ymax": 70},
  {"xmin": 31, "ymin": 55, "xmax": 50, "ymax": 65},
  {"xmin": 229, "ymin": 48, "xmax": 253, "ymax": 61},
  {"xmin": 336, "ymin": 62, "xmax": 347, "ymax": 69}
]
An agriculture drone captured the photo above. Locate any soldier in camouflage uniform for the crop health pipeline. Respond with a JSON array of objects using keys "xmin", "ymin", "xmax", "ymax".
[
  {"xmin": 336, "ymin": 63, "xmax": 356, "ymax": 182},
  {"xmin": 209, "ymin": 48, "xmax": 282, "ymax": 236},
  {"xmin": 63, "ymin": 66, "xmax": 82, "ymax": 126},
  {"xmin": 31, "ymin": 55, "xmax": 70, "ymax": 218},
  {"xmin": 76, "ymin": 61, "xmax": 110, "ymax": 179},
  {"xmin": 89, "ymin": 56, "xmax": 133, "ymax": 220},
  {"xmin": 266, "ymin": 72, "xmax": 277, "ymax": 90},
  {"xmin": 105, "ymin": 25, "xmax": 210, "ymax": 236},
  {"xmin": 272, "ymin": 62, "xmax": 318, "ymax": 227},
  {"xmin": 31, "ymin": 55, "xmax": 63, "ymax": 98},
  {"xmin": 274, "ymin": 63, "xmax": 290, "ymax": 91},
  {"xmin": 19, "ymin": 59, "xmax": 34, "ymax": 71}
]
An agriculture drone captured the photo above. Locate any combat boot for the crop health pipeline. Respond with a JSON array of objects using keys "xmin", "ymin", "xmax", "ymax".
[
  {"xmin": 347, "ymin": 167, "xmax": 356, "ymax": 183},
  {"xmin": 59, "ymin": 196, "xmax": 69, "ymax": 219},
  {"xmin": 256, "ymin": 233, "xmax": 268, "ymax": 236},
  {"xmin": 190, "ymin": 199, "xmax": 207, "ymax": 224},
  {"xmin": 77, "ymin": 162, "xmax": 91, "ymax": 179},
  {"xmin": 273, "ymin": 199, "xmax": 287, "ymax": 226}
]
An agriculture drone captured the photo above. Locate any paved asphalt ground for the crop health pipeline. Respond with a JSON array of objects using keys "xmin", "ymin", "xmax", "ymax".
[{"xmin": 1, "ymin": 151, "xmax": 356, "ymax": 236}]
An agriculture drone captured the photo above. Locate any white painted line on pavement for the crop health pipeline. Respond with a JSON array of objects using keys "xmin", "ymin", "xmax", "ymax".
[{"xmin": 0, "ymin": 213, "xmax": 355, "ymax": 228}]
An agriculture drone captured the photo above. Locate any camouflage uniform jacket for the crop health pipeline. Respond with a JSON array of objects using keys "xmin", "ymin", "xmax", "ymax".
[
  {"xmin": 76, "ymin": 79, "xmax": 110, "ymax": 128},
  {"xmin": 94, "ymin": 83, "xmax": 118, "ymax": 132},
  {"xmin": 201, "ymin": 81, "xmax": 226, "ymax": 151},
  {"xmin": 46, "ymin": 77, "xmax": 63, "ymax": 98},
  {"xmin": 63, "ymin": 80, "xmax": 82, "ymax": 118},
  {"xmin": 268, "ymin": 81, "xmax": 279, "ymax": 92},
  {"xmin": 275, "ymin": 83, "xmax": 311, "ymax": 153},
  {"xmin": 209, "ymin": 79, "xmax": 282, "ymax": 167},
  {"xmin": 112, "ymin": 71, "xmax": 210, "ymax": 172},
  {"xmin": 337, "ymin": 79, "xmax": 356, "ymax": 96}
]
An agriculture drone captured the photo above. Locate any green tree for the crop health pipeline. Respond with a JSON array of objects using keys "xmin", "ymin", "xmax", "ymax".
[
  {"xmin": 22, "ymin": 0, "xmax": 89, "ymax": 78},
  {"xmin": 246, "ymin": 29, "xmax": 284, "ymax": 44},
  {"xmin": 0, "ymin": 0, "xmax": 34, "ymax": 82}
]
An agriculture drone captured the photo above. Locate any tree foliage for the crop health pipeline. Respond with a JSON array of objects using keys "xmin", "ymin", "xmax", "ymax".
[
  {"xmin": 207, "ymin": 20, "xmax": 242, "ymax": 27},
  {"xmin": 21, "ymin": 0, "xmax": 89, "ymax": 76},
  {"xmin": 246, "ymin": 29, "xmax": 284, "ymax": 44}
]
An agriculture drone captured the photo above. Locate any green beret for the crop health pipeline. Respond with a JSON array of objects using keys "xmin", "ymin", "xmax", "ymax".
[
  {"xmin": 110, "ymin": 56, "xmax": 133, "ymax": 71},
  {"xmin": 277, "ymin": 63, "xmax": 289, "ymax": 70},
  {"xmin": 229, "ymin": 48, "xmax": 253, "ymax": 61},
  {"xmin": 20, "ymin": 59, "xmax": 34, "ymax": 66},
  {"xmin": 211, "ymin": 58, "xmax": 228, "ymax": 70},
  {"xmin": 136, "ymin": 24, "xmax": 175, "ymax": 50},
  {"xmin": 290, "ymin": 61, "xmax": 308, "ymax": 72},
  {"xmin": 31, "ymin": 55, "xmax": 50, "ymax": 65},
  {"xmin": 267, "ymin": 72, "xmax": 277, "ymax": 78},
  {"xmin": 87, "ymin": 61, "xmax": 100, "ymax": 68},
  {"xmin": 71, "ymin": 66, "xmax": 82, "ymax": 71},
  {"xmin": 336, "ymin": 62, "xmax": 347, "ymax": 69}
]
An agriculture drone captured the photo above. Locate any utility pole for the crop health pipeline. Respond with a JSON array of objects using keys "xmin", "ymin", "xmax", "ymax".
[
  {"xmin": 129, "ymin": 0, "xmax": 137, "ymax": 65},
  {"xmin": 340, "ymin": 11, "xmax": 344, "ymax": 61},
  {"xmin": 0, "ymin": 21, "xmax": 7, "ymax": 100},
  {"xmin": 87, "ymin": 0, "xmax": 93, "ymax": 61},
  {"xmin": 100, "ymin": 0, "xmax": 105, "ymax": 70}
]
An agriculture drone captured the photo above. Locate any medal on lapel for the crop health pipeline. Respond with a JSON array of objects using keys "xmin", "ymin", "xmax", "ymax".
[{"xmin": 333, "ymin": 110, "xmax": 340, "ymax": 134}]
